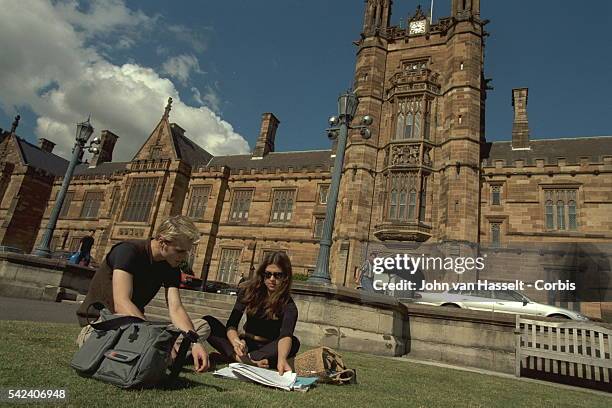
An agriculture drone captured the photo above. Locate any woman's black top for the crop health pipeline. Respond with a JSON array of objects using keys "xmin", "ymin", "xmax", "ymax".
[{"xmin": 226, "ymin": 290, "xmax": 298, "ymax": 341}]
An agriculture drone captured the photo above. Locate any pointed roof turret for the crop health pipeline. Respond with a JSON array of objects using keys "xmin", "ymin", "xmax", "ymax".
[
  {"xmin": 162, "ymin": 97, "xmax": 173, "ymax": 121},
  {"xmin": 131, "ymin": 97, "xmax": 212, "ymax": 166},
  {"xmin": 10, "ymin": 115, "xmax": 20, "ymax": 134}
]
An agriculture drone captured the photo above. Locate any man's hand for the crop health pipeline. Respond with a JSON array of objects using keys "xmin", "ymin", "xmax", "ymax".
[
  {"xmin": 277, "ymin": 358, "xmax": 292, "ymax": 376},
  {"xmin": 191, "ymin": 343, "xmax": 209, "ymax": 373},
  {"xmin": 232, "ymin": 338, "xmax": 247, "ymax": 357}
]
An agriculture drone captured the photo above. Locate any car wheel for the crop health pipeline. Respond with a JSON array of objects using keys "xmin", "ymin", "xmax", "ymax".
[{"xmin": 441, "ymin": 303, "xmax": 460, "ymax": 308}]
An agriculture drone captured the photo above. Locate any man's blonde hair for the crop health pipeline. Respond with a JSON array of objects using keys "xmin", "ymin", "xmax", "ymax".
[{"xmin": 155, "ymin": 216, "xmax": 200, "ymax": 244}]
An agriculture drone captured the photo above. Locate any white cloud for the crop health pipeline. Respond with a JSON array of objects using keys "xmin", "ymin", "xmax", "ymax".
[
  {"xmin": 167, "ymin": 24, "xmax": 209, "ymax": 53},
  {"xmin": 191, "ymin": 86, "xmax": 221, "ymax": 114},
  {"xmin": 162, "ymin": 54, "xmax": 204, "ymax": 85},
  {"xmin": 0, "ymin": 0, "xmax": 249, "ymax": 161},
  {"xmin": 54, "ymin": 0, "xmax": 154, "ymax": 41}
]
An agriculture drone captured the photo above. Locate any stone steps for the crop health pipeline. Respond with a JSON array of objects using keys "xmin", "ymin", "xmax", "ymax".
[
  {"xmin": 147, "ymin": 288, "xmax": 238, "ymax": 327},
  {"xmin": 147, "ymin": 298, "xmax": 232, "ymax": 321},
  {"xmin": 152, "ymin": 290, "xmax": 237, "ymax": 311},
  {"xmin": 71, "ymin": 287, "xmax": 238, "ymax": 325}
]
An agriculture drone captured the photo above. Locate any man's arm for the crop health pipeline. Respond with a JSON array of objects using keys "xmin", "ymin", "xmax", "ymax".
[
  {"xmin": 166, "ymin": 287, "xmax": 209, "ymax": 373},
  {"xmin": 166, "ymin": 286, "xmax": 195, "ymax": 332},
  {"xmin": 112, "ymin": 269, "xmax": 146, "ymax": 319}
]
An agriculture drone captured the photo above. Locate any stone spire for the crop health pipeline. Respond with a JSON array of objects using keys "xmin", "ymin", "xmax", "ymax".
[
  {"xmin": 162, "ymin": 97, "xmax": 173, "ymax": 120},
  {"xmin": 10, "ymin": 115, "xmax": 20, "ymax": 134}
]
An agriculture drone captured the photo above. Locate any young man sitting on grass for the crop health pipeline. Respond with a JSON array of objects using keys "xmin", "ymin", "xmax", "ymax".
[{"xmin": 75, "ymin": 215, "xmax": 211, "ymax": 373}]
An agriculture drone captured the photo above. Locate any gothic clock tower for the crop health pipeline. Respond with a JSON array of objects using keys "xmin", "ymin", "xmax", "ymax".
[{"xmin": 331, "ymin": 0, "xmax": 488, "ymax": 284}]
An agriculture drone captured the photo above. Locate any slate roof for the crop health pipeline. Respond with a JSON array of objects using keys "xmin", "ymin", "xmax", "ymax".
[
  {"xmin": 0, "ymin": 132, "xmax": 70, "ymax": 176},
  {"xmin": 482, "ymin": 136, "xmax": 612, "ymax": 166},
  {"xmin": 206, "ymin": 150, "xmax": 334, "ymax": 174},
  {"xmin": 170, "ymin": 124, "xmax": 213, "ymax": 167}
]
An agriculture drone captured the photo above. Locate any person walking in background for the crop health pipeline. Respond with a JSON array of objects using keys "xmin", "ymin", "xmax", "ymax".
[
  {"xmin": 356, "ymin": 252, "xmax": 377, "ymax": 292},
  {"xmin": 76, "ymin": 229, "xmax": 95, "ymax": 266}
]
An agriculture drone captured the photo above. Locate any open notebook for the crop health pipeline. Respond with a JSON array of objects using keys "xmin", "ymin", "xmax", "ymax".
[{"xmin": 213, "ymin": 363, "xmax": 317, "ymax": 392}]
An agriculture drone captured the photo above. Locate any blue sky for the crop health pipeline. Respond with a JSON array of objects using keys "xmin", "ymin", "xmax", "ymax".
[{"xmin": 0, "ymin": 0, "xmax": 610, "ymax": 161}]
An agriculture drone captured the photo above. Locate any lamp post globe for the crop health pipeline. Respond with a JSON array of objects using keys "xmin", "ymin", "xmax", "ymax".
[
  {"xmin": 76, "ymin": 119, "xmax": 94, "ymax": 144},
  {"xmin": 362, "ymin": 115, "xmax": 374, "ymax": 126},
  {"xmin": 338, "ymin": 91, "xmax": 359, "ymax": 118}
]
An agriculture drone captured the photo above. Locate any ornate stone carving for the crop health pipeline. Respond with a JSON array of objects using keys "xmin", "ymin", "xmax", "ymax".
[
  {"xmin": 423, "ymin": 147, "xmax": 432, "ymax": 166},
  {"xmin": 409, "ymin": 5, "xmax": 427, "ymax": 22},
  {"xmin": 118, "ymin": 227, "xmax": 145, "ymax": 237},
  {"xmin": 386, "ymin": 69, "xmax": 441, "ymax": 98},
  {"xmin": 373, "ymin": 221, "xmax": 432, "ymax": 242},
  {"xmin": 390, "ymin": 144, "xmax": 420, "ymax": 166}
]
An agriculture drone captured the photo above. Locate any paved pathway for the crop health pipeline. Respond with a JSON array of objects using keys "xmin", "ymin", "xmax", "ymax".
[{"xmin": 0, "ymin": 296, "xmax": 79, "ymax": 324}]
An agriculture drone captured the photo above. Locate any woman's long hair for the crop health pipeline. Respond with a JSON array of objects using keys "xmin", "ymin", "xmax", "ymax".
[{"xmin": 241, "ymin": 251, "xmax": 293, "ymax": 319}]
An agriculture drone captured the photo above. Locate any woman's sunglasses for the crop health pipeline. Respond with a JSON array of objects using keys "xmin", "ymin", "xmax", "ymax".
[{"xmin": 263, "ymin": 271, "xmax": 287, "ymax": 280}]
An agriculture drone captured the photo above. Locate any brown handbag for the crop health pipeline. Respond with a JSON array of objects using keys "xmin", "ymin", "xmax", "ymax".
[{"xmin": 294, "ymin": 346, "xmax": 357, "ymax": 385}]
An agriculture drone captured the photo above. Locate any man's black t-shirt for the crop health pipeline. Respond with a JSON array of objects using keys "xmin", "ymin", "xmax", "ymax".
[
  {"xmin": 76, "ymin": 239, "xmax": 180, "ymax": 326},
  {"xmin": 80, "ymin": 236, "xmax": 94, "ymax": 253}
]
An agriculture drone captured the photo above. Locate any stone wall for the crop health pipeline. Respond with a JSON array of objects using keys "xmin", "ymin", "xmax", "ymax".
[{"xmin": 0, "ymin": 253, "xmax": 94, "ymax": 300}]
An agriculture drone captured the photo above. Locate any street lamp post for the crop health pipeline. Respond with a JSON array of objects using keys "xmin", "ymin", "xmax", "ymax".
[
  {"xmin": 32, "ymin": 118, "xmax": 100, "ymax": 258},
  {"xmin": 309, "ymin": 90, "xmax": 373, "ymax": 284}
]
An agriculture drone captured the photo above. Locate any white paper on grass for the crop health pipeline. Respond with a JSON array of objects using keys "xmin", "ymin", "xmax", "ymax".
[
  {"xmin": 213, "ymin": 366, "xmax": 239, "ymax": 379},
  {"xmin": 214, "ymin": 363, "xmax": 297, "ymax": 391}
]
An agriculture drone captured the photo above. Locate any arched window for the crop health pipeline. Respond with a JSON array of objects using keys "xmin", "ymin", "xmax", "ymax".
[
  {"xmin": 397, "ymin": 190, "xmax": 406, "ymax": 219},
  {"xmin": 545, "ymin": 200, "xmax": 554, "ymax": 229},
  {"xmin": 491, "ymin": 185, "xmax": 501, "ymax": 206},
  {"xmin": 395, "ymin": 113, "xmax": 405, "ymax": 140},
  {"xmin": 405, "ymin": 112, "xmax": 414, "ymax": 139},
  {"xmin": 568, "ymin": 200, "xmax": 577, "ymax": 230},
  {"xmin": 389, "ymin": 190, "xmax": 398, "ymax": 219},
  {"xmin": 491, "ymin": 223, "xmax": 501, "ymax": 247},
  {"xmin": 556, "ymin": 200, "xmax": 565, "ymax": 230},
  {"xmin": 395, "ymin": 97, "xmax": 431, "ymax": 140},
  {"xmin": 408, "ymin": 189, "xmax": 417, "ymax": 219},
  {"xmin": 413, "ymin": 112, "xmax": 421, "ymax": 139}
]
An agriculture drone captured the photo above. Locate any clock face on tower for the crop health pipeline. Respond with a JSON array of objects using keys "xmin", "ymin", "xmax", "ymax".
[{"xmin": 409, "ymin": 19, "xmax": 427, "ymax": 35}]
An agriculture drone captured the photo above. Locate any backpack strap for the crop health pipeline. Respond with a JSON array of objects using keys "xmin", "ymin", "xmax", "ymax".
[
  {"xmin": 86, "ymin": 302, "xmax": 145, "ymax": 330},
  {"xmin": 167, "ymin": 331, "xmax": 195, "ymax": 381},
  {"xmin": 89, "ymin": 315, "xmax": 145, "ymax": 331}
]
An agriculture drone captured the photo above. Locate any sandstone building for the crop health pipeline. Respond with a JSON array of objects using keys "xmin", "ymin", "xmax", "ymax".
[{"xmin": 0, "ymin": 1, "xmax": 610, "ymax": 299}]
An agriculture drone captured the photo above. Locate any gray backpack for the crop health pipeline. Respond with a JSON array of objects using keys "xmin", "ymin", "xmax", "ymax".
[{"xmin": 71, "ymin": 308, "xmax": 192, "ymax": 389}]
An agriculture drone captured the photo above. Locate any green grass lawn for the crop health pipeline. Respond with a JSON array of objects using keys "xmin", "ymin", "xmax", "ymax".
[{"xmin": 0, "ymin": 320, "xmax": 609, "ymax": 408}]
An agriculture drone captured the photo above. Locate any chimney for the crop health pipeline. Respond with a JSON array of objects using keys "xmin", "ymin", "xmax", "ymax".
[
  {"xmin": 511, "ymin": 88, "xmax": 530, "ymax": 149},
  {"xmin": 252, "ymin": 113, "xmax": 279, "ymax": 159},
  {"xmin": 38, "ymin": 138, "xmax": 56, "ymax": 153},
  {"xmin": 91, "ymin": 130, "xmax": 119, "ymax": 167}
]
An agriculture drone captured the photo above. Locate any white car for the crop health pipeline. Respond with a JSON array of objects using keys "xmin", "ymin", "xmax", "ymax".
[{"xmin": 413, "ymin": 288, "xmax": 589, "ymax": 321}]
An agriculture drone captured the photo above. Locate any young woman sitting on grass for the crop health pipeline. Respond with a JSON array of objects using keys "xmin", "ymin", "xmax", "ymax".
[{"xmin": 203, "ymin": 251, "xmax": 300, "ymax": 375}]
